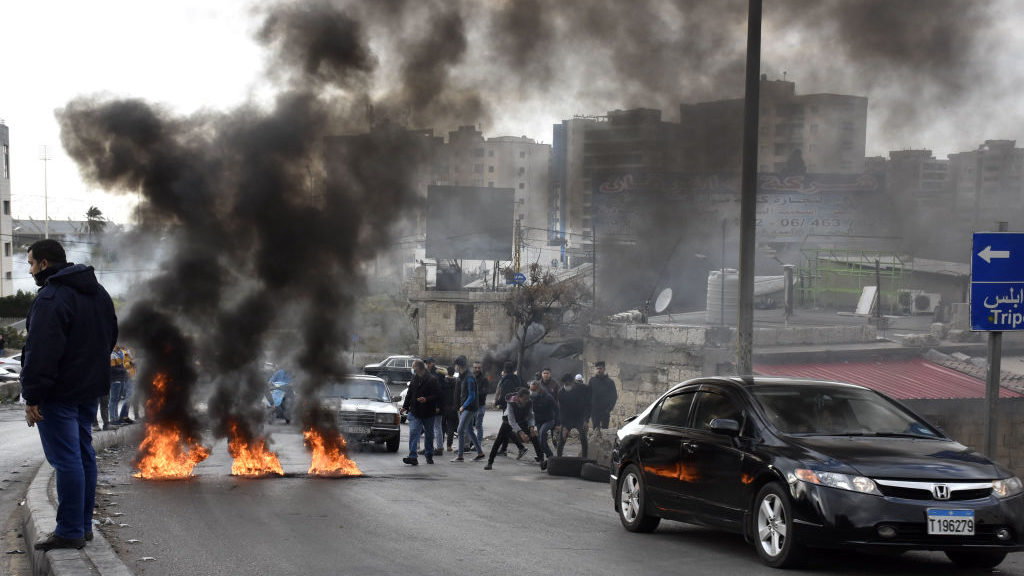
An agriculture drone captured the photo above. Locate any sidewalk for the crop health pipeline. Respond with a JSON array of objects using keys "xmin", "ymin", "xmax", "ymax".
[{"xmin": 23, "ymin": 425, "xmax": 139, "ymax": 576}]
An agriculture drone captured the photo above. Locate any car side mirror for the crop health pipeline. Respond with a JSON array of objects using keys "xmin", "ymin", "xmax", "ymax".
[{"xmin": 709, "ymin": 418, "xmax": 741, "ymax": 436}]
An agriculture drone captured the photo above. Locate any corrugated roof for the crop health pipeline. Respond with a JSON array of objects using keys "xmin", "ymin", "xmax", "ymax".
[{"xmin": 753, "ymin": 358, "xmax": 1022, "ymax": 400}]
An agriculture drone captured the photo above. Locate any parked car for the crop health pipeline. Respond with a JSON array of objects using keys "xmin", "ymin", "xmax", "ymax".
[
  {"xmin": 318, "ymin": 375, "xmax": 401, "ymax": 452},
  {"xmin": 363, "ymin": 355, "xmax": 419, "ymax": 396},
  {"xmin": 610, "ymin": 376, "xmax": 1024, "ymax": 569},
  {"xmin": 0, "ymin": 353, "xmax": 22, "ymax": 374}
]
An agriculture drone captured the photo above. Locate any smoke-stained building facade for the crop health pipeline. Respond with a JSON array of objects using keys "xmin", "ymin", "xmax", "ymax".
[
  {"xmin": 0, "ymin": 122, "xmax": 13, "ymax": 296},
  {"xmin": 679, "ymin": 76, "xmax": 868, "ymax": 175},
  {"xmin": 949, "ymin": 140, "xmax": 1024, "ymax": 238}
]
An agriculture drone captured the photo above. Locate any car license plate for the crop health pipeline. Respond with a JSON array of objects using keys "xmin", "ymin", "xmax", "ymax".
[
  {"xmin": 342, "ymin": 426, "xmax": 370, "ymax": 436},
  {"xmin": 927, "ymin": 509, "xmax": 974, "ymax": 536}
]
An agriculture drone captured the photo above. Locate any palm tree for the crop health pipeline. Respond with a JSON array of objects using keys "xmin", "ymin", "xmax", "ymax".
[{"xmin": 86, "ymin": 206, "xmax": 107, "ymax": 237}]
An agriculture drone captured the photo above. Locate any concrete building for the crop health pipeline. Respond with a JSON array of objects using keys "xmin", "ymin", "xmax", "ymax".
[
  {"xmin": 948, "ymin": 140, "xmax": 1024, "ymax": 235},
  {"xmin": 679, "ymin": 75, "xmax": 868, "ymax": 175},
  {"xmin": 884, "ymin": 150, "xmax": 954, "ymax": 258},
  {"xmin": 0, "ymin": 122, "xmax": 14, "ymax": 296}
]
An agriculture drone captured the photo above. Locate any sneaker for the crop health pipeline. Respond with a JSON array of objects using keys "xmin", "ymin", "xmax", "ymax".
[
  {"xmin": 120, "ymin": 417, "xmax": 134, "ymax": 425},
  {"xmin": 426, "ymin": 455, "xmax": 434, "ymax": 464},
  {"xmin": 517, "ymin": 447, "xmax": 529, "ymax": 460},
  {"xmin": 450, "ymin": 456, "xmax": 464, "ymax": 462},
  {"xmin": 540, "ymin": 459, "xmax": 548, "ymax": 471},
  {"xmin": 435, "ymin": 446, "xmax": 444, "ymax": 454},
  {"xmin": 402, "ymin": 457, "xmax": 418, "ymax": 466},
  {"xmin": 483, "ymin": 463, "xmax": 493, "ymax": 470},
  {"xmin": 33, "ymin": 533, "xmax": 85, "ymax": 551},
  {"xmin": 102, "ymin": 423, "xmax": 117, "ymax": 431},
  {"xmin": 472, "ymin": 453, "xmax": 486, "ymax": 462}
]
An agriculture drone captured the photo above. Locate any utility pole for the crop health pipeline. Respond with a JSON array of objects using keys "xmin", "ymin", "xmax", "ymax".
[
  {"xmin": 40, "ymin": 145, "xmax": 51, "ymax": 238},
  {"xmin": 736, "ymin": 0, "xmax": 762, "ymax": 375}
]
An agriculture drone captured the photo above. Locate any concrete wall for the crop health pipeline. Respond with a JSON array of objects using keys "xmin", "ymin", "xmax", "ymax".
[{"xmin": 906, "ymin": 398, "xmax": 1024, "ymax": 475}]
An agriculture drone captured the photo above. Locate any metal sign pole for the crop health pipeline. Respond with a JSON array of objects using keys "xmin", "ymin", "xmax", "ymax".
[{"xmin": 984, "ymin": 331, "xmax": 1002, "ymax": 458}]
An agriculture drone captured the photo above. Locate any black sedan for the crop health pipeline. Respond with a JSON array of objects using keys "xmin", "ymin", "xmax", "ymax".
[{"xmin": 610, "ymin": 377, "xmax": 1024, "ymax": 569}]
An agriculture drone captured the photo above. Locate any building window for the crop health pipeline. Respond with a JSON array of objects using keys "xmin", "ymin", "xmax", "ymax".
[
  {"xmin": 2, "ymin": 145, "xmax": 8, "ymax": 179},
  {"xmin": 488, "ymin": 181, "xmax": 494, "ymax": 187},
  {"xmin": 519, "ymin": 183, "xmax": 525, "ymax": 189},
  {"xmin": 487, "ymin": 150, "xmax": 494, "ymax": 157},
  {"xmin": 2, "ymin": 201, "xmax": 8, "ymax": 215},
  {"xmin": 3, "ymin": 243, "xmax": 8, "ymax": 257},
  {"xmin": 519, "ymin": 151, "xmax": 526, "ymax": 158},
  {"xmin": 455, "ymin": 304, "xmax": 475, "ymax": 331},
  {"xmin": 488, "ymin": 165, "xmax": 494, "ymax": 173},
  {"xmin": 473, "ymin": 148, "xmax": 484, "ymax": 158},
  {"xmin": 4, "ymin": 272, "xmax": 9, "ymax": 280},
  {"xmin": 474, "ymin": 164, "xmax": 483, "ymax": 173},
  {"xmin": 518, "ymin": 167, "xmax": 525, "ymax": 176}
]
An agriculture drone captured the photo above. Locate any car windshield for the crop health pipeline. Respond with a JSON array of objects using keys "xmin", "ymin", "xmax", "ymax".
[
  {"xmin": 320, "ymin": 379, "xmax": 391, "ymax": 402},
  {"xmin": 749, "ymin": 384, "xmax": 941, "ymax": 438}
]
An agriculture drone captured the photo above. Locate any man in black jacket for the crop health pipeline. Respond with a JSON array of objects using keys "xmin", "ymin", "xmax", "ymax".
[
  {"xmin": 425, "ymin": 358, "xmax": 447, "ymax": 455},
  {"xmin": 483, "ymin": 388, "xmax": 546, "ymax": 471},
  {"xmin": 557, "ymin": 374, "xmax": 591, "ymax": 458},
  {"xmin": 401, "ymin": 360, "xmax": 439, "ymax": 465},
  {"xmin": 492, "ymin": 362, "xmax": 526, "ymax": 457},
  {"xmin": 529, "ymin": 379, "xmax": 559, "ymax": 461},
  {"xmin": 589, "ymin": 360, "xmax": 618, "ymax": 430},
  {"xmin": 21, "ymin": 240, "xmax": 118, "ymax": 551}
]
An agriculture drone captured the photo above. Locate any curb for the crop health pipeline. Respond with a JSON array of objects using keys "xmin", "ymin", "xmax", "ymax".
[{"xmin": 24, "ymin": 425, "xmax": 140, "ymax": 576}]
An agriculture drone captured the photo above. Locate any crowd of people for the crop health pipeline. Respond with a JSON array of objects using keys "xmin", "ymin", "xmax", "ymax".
[{"xmin": 399, "ymin": 356, "xmax": 618, "ymax": 472}]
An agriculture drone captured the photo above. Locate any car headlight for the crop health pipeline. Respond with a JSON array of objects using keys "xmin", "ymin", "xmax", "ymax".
[
  {"xmin": 375, "ymin": 413, "xmax": 399, "ymax": 425},
  {"xmin": 794, "ymin": 469, "xmax": 881, "ymax": 496},
  {"xmin": 993, "ymin": 476, "xmax": 1024, "ymax": 498}
]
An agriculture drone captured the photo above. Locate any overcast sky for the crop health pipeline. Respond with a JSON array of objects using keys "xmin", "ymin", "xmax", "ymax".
[{"xmin": 4, "ymin": 0, "xmax": 1024, "ymax": 226}]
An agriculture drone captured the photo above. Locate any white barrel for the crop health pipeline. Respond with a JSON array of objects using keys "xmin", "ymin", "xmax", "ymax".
[{"xmin": 706, "ymin": 269, "xmax": 739, "ymax": 325}]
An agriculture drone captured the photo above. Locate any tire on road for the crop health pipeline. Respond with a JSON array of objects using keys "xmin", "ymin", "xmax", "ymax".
[
  {"xmin": 546, "ymin": 456, "xmax": 594, "ymax": 477},
  {"xmin": 617, "ymin": 464, "xmax": 660, "ymax": 532},
  {"xmin": 385, "ymin": 436, "xmax": 400, "ymax": 453},
  {"xmin": 752, "ymin": 482, "xmax": 805, "ymax": 568},
  {"xmin": 579, "ymin": 462, "xmax": 610, "ymax": 483}
]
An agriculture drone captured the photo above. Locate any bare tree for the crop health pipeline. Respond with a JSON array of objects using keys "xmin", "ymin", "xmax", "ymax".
[{"xmin": 503, "ymin": 263, "xmax": 590, "ymax": 375}]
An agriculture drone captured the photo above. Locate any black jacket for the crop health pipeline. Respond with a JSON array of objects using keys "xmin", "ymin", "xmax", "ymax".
[
  {"xmin": 495, "ymin": 373, "xmax": 522, "ymax": 409},
  {"xmin": 21, "ymin": 264, "xmax": 118, "ymax": 405},
  {"xmin": 589, "ymin": 373, "xmax": 618, "ymax": 414},
  {"xmin": 531, "ymin": 387, "xmax": 558, "ymax": 425},
  {"xmin": 558, "ymin": 384, "xmax": 591, "ymax": 427},
  {"xmin": 402, "ymin": 372, "xmax": 440, "ymax": 418}
]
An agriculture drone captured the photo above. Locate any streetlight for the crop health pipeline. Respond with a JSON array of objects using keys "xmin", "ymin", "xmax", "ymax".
[{"xmin": 39, "ymin": 145, "xmax": 51, "ymax": 239}]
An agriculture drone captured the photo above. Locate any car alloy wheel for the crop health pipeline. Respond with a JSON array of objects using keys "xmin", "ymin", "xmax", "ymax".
[
  {"xmin": 753, "ymin": 482, "xmax": 804, "ymax": 568},
  {"xmin": 617, "ymin": 464, "xmax": 660, "ymax": 533}
]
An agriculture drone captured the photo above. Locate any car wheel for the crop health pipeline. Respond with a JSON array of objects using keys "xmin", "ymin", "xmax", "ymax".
[
  {"xmin": 752, "ymin": 482, "xmax": 804, "ymax": 568},
  {"xmin": 617, "ymin": 464, "xmax": 660, "ymax": 533},
  {"xmin": 945, "ymin": 550, "xmax": 1007, "ymax": 569},
  {"xmin": 385, "ymin": 436, "xmax": 400, "ymax": 453}
]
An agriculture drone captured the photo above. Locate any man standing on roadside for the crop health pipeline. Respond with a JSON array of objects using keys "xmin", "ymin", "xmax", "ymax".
[
  {"xmin": 21, "ymin": 239, "xmax": 118, "ymax": 551},
  {"xmin": 425, "ymin": 358, "xmax": 446, "ymax": 455},
  {"xmin": 557, "ymin": 374, "xmax": 591, "ymax": 458},
  {"xmin": 451, "ymin": 356, "xmax": 485, "ymax": 462},
  {"xmin": 589, "ymin": 360, "xmax": 618, "ymax": 430},
  {"xmin": 401, "ymin": 360, "xmax": 439, "ymax": 465}
]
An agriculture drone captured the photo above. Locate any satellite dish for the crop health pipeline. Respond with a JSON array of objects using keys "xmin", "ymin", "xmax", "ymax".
[{"xmin": 654, "ymin": 288, "xmax": 673, "ymax": 314}]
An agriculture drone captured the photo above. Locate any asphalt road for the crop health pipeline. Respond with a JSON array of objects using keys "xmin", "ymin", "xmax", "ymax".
[
  {"xmin": 0, "ymin": 403, "xmax": 44, "ymax": 576},
  {"xmin": 93, "ymin": 412, "xmax": 1024, "ymax": 576}
]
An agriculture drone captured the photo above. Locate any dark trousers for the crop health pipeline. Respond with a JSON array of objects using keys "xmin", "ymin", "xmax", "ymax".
[
  {"xmin": 487, "ymin": 421, "xmax": 542, "ymax": 465},
  {"xmin": 557, "ymin": 423, "xmax": 588, "ymax": 458},
  {"xmin": 493, "ymin": 414, "xmax": 525, "ymax": 454},
  {"xmin": 592, "ymin": 409, "xmax": 611, "ymax": 430},
  {"xmin": 442, "ymin": 410, "xmax": 459, "ymax": 446},
  {"xmin": 37, "ymin": 399, "xmax": 99, "ymax": 539}
]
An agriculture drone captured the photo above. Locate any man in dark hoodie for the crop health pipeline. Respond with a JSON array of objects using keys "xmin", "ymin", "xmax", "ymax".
[
  {"xmin": 401, "ymin": 360, "xmax": 439, "ymax": 465},
  {"xmin": 21, "ymin": 239, "xmax": 118, "ymax": 551},
  {"xmin": 483, "ymin": 388, "xmax": 546, "ymax": 471},
  {"xmin": 557, "ymin": 374, "xmax": 591, "ymax": 458}
]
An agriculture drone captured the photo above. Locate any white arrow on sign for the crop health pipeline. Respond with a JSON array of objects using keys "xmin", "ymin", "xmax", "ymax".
[{"xmin": 978, "ymin": 245, "xmax": 1011, "ymax": 264}]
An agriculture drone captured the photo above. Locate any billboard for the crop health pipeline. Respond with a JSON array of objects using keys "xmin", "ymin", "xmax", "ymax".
[{"xmin": 425, "ymin": 185, "xmax": 514, "ymax": 260}]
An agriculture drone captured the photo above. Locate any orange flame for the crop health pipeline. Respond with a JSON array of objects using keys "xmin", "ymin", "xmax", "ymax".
[
  {"xmin": 228, "ymin": 421, "xmax": 284, "ymax": 477},
  {"xmin": 644, "ymin": 462, "xmax": 699, "ymax": 483},
  {"xmin": 303, "ymin": 428, "xmax": 361, "ymax": 477},
  {"xmin": 133, "ymin": 373, "xmax": 211, "ymax": 479}
]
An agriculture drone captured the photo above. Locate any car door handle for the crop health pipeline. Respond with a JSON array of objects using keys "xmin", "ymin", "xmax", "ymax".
[
  {"xmin": 641, "ymin": 435, "xmax": 655, "ymax": 447},
  {"xmin": 682, "ymin": 441, "xmax": 698, "ymax": 453}
]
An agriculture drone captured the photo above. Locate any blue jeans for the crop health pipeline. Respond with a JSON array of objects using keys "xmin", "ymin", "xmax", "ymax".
[
  {"xmin": 456, "ymin": 407, "xmax": 481, "ymax": 457},
  {"xmin": 37, "ymin": 399, "xmax": 99, "ymax": 539},
  {"xmin": 407, "ymin": 413, "xmax": 434, "ymax": 459},
  {"xmin": 432, "ymin": 413, "xmax": 444, "ymax": 450},
  {"xmin": 108, "ymin": 379, "xmax": 125, "ymax": 424},
  {"xmin": 474, "ymin": 406, "xmax": 485, "ymax": 446},
  {"xmin": 119, "ymin": 378, "xmax": 134, "ymax": 421},
  {"xmin": 537, "ymin": 419, "xmax": 556, "ymax": 458}
]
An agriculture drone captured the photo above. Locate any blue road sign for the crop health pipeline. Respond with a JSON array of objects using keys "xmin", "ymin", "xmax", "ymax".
[
  {"xmin": 513, "ymin": 272, "xmax": 527, "ymax": 285},
  {"xmin": 971, "ymin": 232, "xmax": 1024, "ymax": 330}
]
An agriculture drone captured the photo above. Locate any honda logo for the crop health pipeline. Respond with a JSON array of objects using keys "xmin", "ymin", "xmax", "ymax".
[{"xmin": 932, "ymin": 484, "xmax": 951, "ymax": 500}]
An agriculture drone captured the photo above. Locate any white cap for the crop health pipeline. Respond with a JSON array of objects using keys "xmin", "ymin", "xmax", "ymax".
[{"xmin": 575, "ymin": 373, "xmax": 584, "ymax": 382}]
